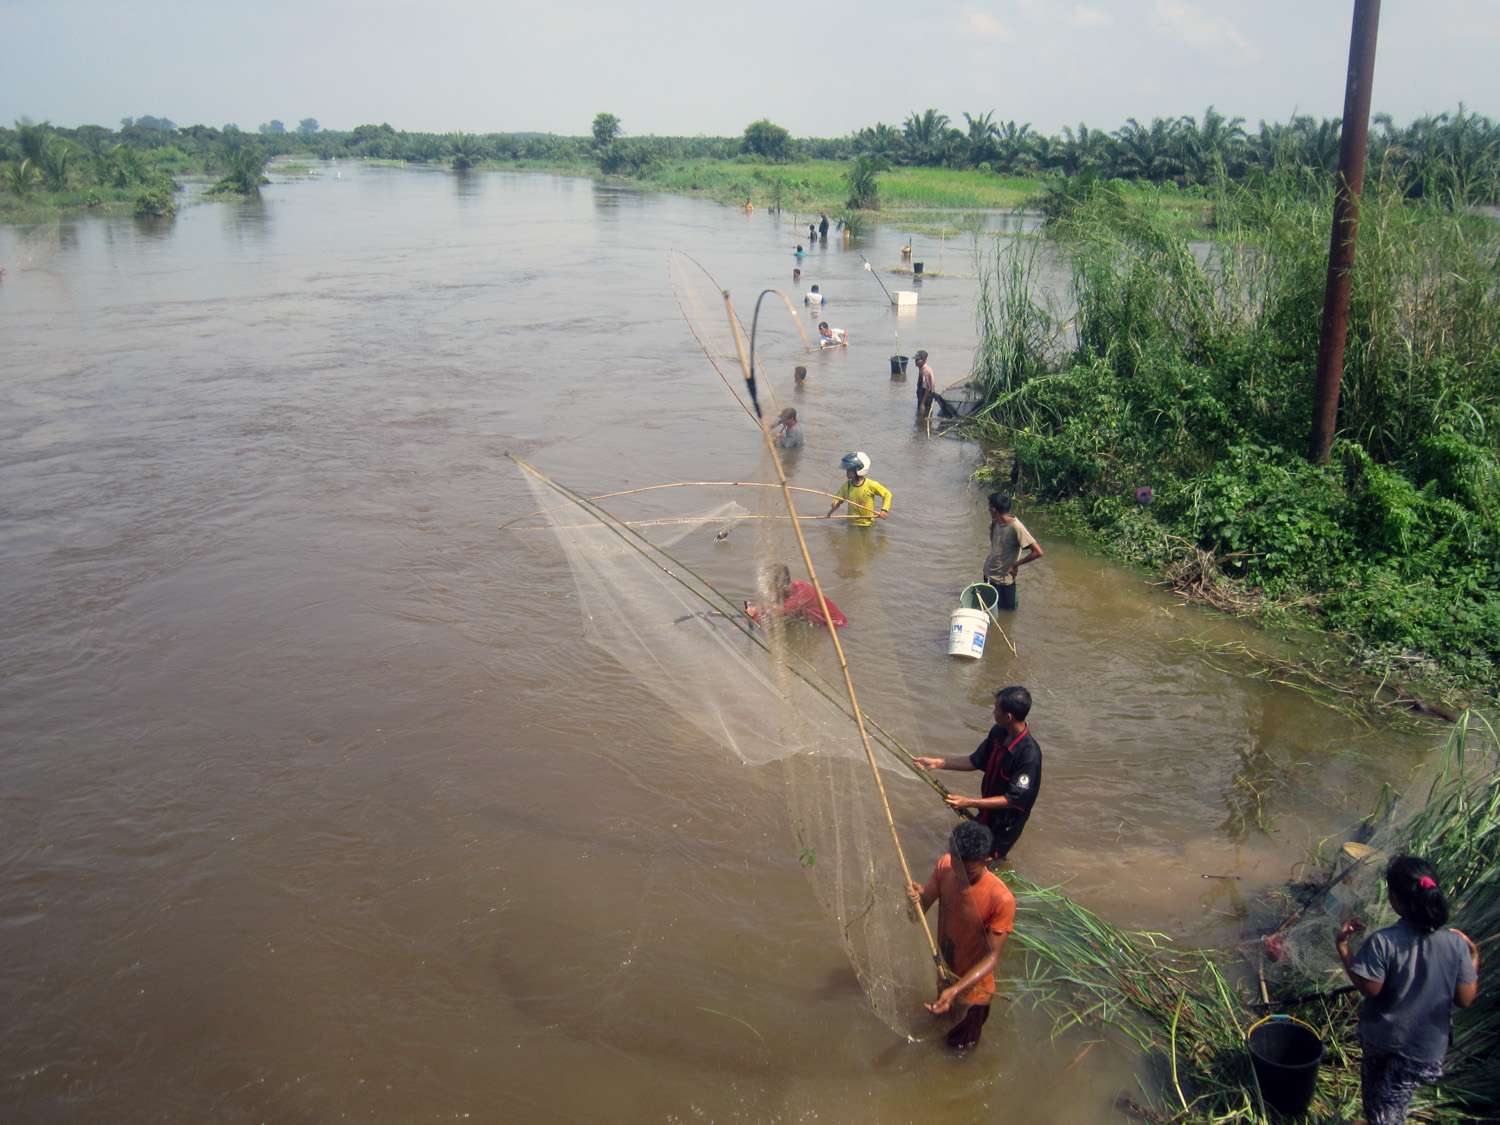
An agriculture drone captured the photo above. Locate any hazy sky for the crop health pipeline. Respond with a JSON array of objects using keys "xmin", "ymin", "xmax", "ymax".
[{"xmin": 4, "ymin": 0, "xmax": 1500, "ymax": 138}]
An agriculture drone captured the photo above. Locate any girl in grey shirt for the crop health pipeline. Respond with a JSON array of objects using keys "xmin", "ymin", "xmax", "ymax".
[{"xmin": 1337, "ymin": 855, "xmax": 1480, "ymax": 1125}]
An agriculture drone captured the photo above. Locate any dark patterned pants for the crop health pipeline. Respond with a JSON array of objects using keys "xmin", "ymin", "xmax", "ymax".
[{"xmin": 1361, "ymin": 1043, "xmax": 1444, "ymax": 1125}]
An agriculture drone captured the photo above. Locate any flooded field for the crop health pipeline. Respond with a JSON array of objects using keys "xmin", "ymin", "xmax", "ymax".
[{"xmin": 0, "ymin": 164, "xmax": 1441, "ymax": 1122}]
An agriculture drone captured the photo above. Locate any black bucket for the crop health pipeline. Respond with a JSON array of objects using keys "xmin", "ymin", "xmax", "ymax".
[
  {"xmin": 913, "ymin": 261, "xmax": 924, "ymax": 275},
  {"xmin": 890, "ymin": 355, "xmax": 908, "ymax": 376},
  {"xmin": 1247, "ymin": 1016, "xmax": 1323, "ymax": 1116}
]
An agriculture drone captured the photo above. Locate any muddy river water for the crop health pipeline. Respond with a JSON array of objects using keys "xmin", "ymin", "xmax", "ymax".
[{"xmin": 0, "ymin": 164, "xmax": 1439, "ymax": 1122}]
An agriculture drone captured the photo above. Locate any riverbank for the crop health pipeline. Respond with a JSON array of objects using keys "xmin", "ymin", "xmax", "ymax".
[{"xmin": 965, "ymin": 179, "xmax": 1500, "ymax": 705}]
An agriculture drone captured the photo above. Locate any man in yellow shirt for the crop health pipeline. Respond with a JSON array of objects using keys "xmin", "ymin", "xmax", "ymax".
[{"xmin": 826, "ymin": 451, "xmax": 892, "ymax": 527}]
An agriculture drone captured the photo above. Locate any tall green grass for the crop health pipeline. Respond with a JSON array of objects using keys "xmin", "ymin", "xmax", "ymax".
[{"xmin": 968, "ymin": 177, "xmax": 1500, "ymax": 697}]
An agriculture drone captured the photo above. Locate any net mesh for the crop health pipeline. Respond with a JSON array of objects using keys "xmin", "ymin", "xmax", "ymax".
[{"xmin": 510, "ymin": 251, "xmax": 946, "ymax": 1038}]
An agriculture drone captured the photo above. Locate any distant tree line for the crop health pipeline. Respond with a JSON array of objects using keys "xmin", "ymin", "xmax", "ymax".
[
  {"xmin": 845, "ymin": 105, "xmax": 1500, "ymax": 204},
  {"xmin": 6, "ymin": 105, "xmax": 1500, "ymax": 210}
]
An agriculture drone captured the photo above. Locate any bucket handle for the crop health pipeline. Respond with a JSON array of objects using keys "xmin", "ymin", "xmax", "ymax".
[{"xmin": 1246, "ymin": 1013, "xmax": 1320, "ymax": 1040}]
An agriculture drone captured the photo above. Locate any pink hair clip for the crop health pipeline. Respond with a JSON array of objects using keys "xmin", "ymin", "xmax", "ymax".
[{"xmin": 1418, "ymin": 876, "xmax": 1438, "ymax": 889}]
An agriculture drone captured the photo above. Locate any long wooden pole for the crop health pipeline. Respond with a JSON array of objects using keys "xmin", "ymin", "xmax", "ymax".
[
  {"xmin": 722, "ymin": 289, "xmax": 948, "ymax": 982},
  {"xmin": 1309, "ymin": 0, "xmax": 1382, "ymax": 464}
]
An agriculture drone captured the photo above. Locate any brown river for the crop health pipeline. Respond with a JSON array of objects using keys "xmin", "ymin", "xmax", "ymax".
[{"xmin": 0, "ymin": 164, "xmax": 1440, "ymax": 1122}]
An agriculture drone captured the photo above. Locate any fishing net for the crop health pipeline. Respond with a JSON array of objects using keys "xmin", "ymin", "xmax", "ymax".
[
  {"xmin": 513, "ymin": 457, "xmax": 946, "ymax": 1037},
  {"xmin": 506, "ymin": 253, "xmax": 953, "ymax": 1039},
  {"xmin": 1253, "ymin": 712, "xmax": 1500, "ymax": 1006}
]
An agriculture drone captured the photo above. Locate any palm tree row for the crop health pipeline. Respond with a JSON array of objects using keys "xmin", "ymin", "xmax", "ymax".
[{"xmin": 851, "ymin": 105, "xmax": 1500, "ymax": 205}]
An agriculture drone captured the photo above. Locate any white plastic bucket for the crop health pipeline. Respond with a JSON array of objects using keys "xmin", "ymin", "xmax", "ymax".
[{"xmin": 948, "ymin": 607, "xmax": 989, "ymax": 659}]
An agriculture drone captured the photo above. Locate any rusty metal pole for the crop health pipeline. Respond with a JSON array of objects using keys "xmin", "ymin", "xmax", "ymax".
[{"xmin": 1309, "ymin": 0, "xmax": 1382, "ymax": 464}]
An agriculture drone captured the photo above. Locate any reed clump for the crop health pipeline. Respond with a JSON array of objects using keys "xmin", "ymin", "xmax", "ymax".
[
  {"xmin": 968, "ymin": 176, "xmax": 1500, "ymax": 699},
  {"xmin": 1010, "ymin": 712, "xmax": 1500, "ymax": 1123}
]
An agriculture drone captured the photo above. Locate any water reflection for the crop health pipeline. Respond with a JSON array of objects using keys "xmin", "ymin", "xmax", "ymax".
[
  {"xmin": 823, "ymin": 522, "xmax": 892, "ymax": 578},
  {"xmin": 451, "ymin": 169, "xmax": 481, "ymax": 197},
  {"xmin": 221, "ymin": 196, "xmax": 270, "ymax": 241},
  {"xmin": 131, "ymin": 212, "xmax": 176, "ymax": 239}
]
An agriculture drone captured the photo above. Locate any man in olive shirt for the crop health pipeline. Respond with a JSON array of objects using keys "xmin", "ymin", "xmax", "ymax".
[{"xmin": 982, "ymin": 491, "xmax": 1042, "ymax": 611}]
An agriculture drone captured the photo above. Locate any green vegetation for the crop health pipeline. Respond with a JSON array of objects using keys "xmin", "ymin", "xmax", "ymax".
[
  {"xmin": 741, "ymin": 119, "xmax": 793, "ymax": 162},
  {"xmin": 206, "ymin": 140, "xmax": 269, "ymax": 196},
  {"xmin": 843, "ymin": 154, "xmax": 886, "ymax": 210},
  {"xmin": 968, "ymin": 175, "xmax": 1500, "ymax": 698},
  {"xmin": 1011, "ymin": 713, "xmax": 1500, "ymax": 1122},
  {"xmin": 7, "ymin": 105, "xmax": 1498, "ymax": 224}
]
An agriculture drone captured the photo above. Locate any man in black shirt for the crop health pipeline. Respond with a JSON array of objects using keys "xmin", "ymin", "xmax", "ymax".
[{"xmin": 915, "ymin": 686, "xmax": 1041, "ymax": 860}]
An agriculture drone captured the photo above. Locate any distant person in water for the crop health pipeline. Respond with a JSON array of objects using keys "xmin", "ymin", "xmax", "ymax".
[
  {"xmin": 794, "ymin": 365, "xmax": 807, "ymax": 387},
  {"xmin": 809, "ymin": 223, "xmax": 818, "ymax": 244},
  {"xmin": 907, "ymin": 819, "xmax": 1015, "ymax": 1051},
  {"xmin": 817, "ymin": 322, "xmax": 846, "ymax": 347},
  {"xmin": 774, "ymin": 407, "xmax": 804, "ymax": 449},
  {"xmin": 795, "ymin": 245, "xmax": 806, "ymax": 259},
  {"xmin": 793, "ymin": 267, "xmax": 802, "ymax": 282},
  {"xmin": 745, "ymin": 563, "xmax": 846, "ymax": 627},
  {"xmin": 826, "ymin": 451, "xmax": 890, "ymax": 526},
  {"xmin": 982, "ymin": 491, "xmax": 1043, "ymax": 611},
  {"xmin": 914, "ymin": 350, "xmax": 935, "ymax": 418},
  {"xmin": 805, "ymin": 284, "xmax": 824, "ymax": 306},
  {"xmin": 819, "ymin": 213, "xmax": 830, "ymax": 240},
  {"xmin": 915, "ymin": 685, "xmax": 1042, "ymax": 861}
]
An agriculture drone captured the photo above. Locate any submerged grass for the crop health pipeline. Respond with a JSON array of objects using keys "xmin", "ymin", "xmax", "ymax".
[{"xmin": 1009, "ymin": 712, "xmax": 1500, "ymax": 1123}]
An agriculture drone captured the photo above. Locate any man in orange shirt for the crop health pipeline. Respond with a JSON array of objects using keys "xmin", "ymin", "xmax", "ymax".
[{"xmin": 908, "ymin": 820, "xmax": 1015, "ymax": 1050}]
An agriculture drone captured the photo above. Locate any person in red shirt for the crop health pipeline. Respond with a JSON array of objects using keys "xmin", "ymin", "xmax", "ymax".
[
  {"xmin": 908, "ymin": 820, "xmax": 1015, "ymax": 1050},
  {"xmin": 745, "ymin": 564, "xmax": 847, "ymax": 627}
]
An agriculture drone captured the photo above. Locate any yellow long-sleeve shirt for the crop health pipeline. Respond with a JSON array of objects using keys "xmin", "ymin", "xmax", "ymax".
[{"xmin": 834, "ymin": 477, "xmax": 892, "ymax": 527}]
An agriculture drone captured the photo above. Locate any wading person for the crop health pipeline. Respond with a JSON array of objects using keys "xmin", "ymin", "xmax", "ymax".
[
  {"xmin": 774, "ymin": 407, "xmax": 803, "ymax": 449},
  {"xmin": 826, "ymin": 452, "xmax": 891, "ymax": 527},
  {"xmin": 817, "ymin": 322, "xmax": 847, "ymax": 347},
  {"xmin": 793, "ymin": 365, "xmax": 807, "ymax": 388},
  {"xmin": 914, "ymin": 350, "xmax": 935, "ymax": 419},
  {"xmin": 906, "ymin": 820, "xmax": 1014, "ymax": 1051},
  {"xmin": 804, "ymin": 284, "xmax": 824, "ymax": 306},
  {"xmin": 982, "ymin": 491, "xmax": 1042, "ymax": 611},
  {"xmin": 1337, "ymin": 856, "xmax": 1480, "ymax": 1125},
  {"xmin": 745, "ymin": 563, "xmax": 846, "ymax": 627},
  {"xmin": 914, "ymin": 686, "xmax": 1040, "ymax": 861}
]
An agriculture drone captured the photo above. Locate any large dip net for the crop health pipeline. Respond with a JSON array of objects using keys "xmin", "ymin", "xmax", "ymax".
[{"xmin": 502, "ymin": 252, "xmax": 964, "ymax": 1038}]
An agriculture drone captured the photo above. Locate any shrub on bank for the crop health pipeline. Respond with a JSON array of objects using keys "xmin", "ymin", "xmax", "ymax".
[{"xmin": 970, "ymin": 179, "xmax": 1500, "ymax": 697}]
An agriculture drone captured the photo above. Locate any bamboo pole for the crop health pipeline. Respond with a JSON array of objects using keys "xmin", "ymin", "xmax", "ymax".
[
  {"xmin": 722, "ymin": 290, "xmax": 948, "ymax": 983},
  {"xmin": 504, "ymin": 514, "xmax": 832, "ymax": 531},
  {"xmin": 499, "ymin": 481, "xmax": 846, "ymax": 530}
]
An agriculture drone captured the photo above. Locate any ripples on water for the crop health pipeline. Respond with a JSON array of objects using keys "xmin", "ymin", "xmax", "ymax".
[{"xmin": 0, "ymin": 166, "xmax": 1439, "ymax": 1122}]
